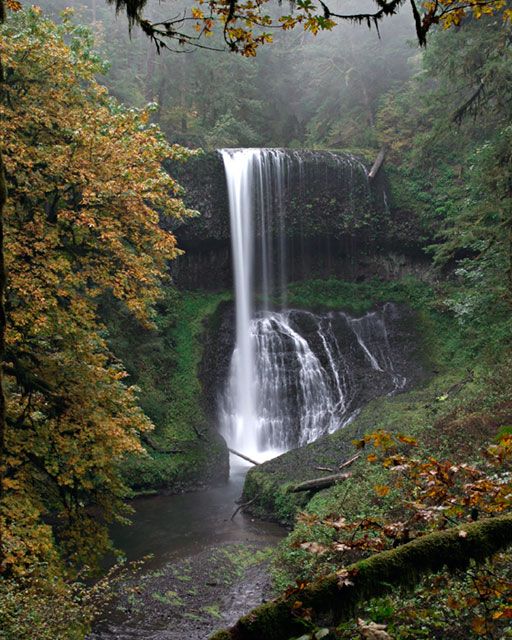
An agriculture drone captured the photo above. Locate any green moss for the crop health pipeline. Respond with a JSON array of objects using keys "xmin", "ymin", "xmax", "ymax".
[
  {"xmin": 288, "ymin": 276, "xmax": 488, "ymax": 377},
  {"xmin": 161, "ymin": 290, "xmax": 232, "ymax": 442},
  {"xmin": 106, "ymin": 288, "xmax": 231, "ymax": 493}
]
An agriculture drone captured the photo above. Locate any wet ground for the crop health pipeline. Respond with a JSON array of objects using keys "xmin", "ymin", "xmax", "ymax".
[{"xmin": 89, "ymin": 458, "xmax": 285, "ymax": 640}]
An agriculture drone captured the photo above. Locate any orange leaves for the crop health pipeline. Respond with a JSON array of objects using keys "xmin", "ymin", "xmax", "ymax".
[
  {"xmin": 471, "ymin": 615, "xmax": 488, "ymax": 635},
  {"xmin": 358, "ymin": 430, "xmax": 415, "ymax": 452},
  {"xmin": 374, "ymin": 484, "xmax": 390, "ymax": 497},
  {"xmin": 0, "ymin": 9, "xmax": 194, "ymax": 573},
  {"xmin": 420, "ymin": 0, "xmax": 511, "ymax": 33},
  {"xmin": 6, "ymin": 0, "xmax": 22, "ymax": 11}
]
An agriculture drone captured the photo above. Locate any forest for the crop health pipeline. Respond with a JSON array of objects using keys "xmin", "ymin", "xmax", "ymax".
[{"xmin": 0, "ymin": 0, "xmax": 512, "ymax": 639}]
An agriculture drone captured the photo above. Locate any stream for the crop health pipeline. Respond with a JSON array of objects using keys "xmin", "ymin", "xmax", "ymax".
[{"xmin": 89, "ymin": 458, "xmax": 285, "ymax": 640}]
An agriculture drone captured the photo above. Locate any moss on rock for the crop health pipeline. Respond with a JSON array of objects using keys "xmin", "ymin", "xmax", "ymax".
[{"xmin": 106, "ymin": 289, "xmax": 232, "ymax": 494}]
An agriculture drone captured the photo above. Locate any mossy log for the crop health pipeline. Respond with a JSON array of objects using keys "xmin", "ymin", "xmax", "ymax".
[
  {"xmin": 287, "ymin": 472, "xmax": 351, "ymax": 493},
  {"xmin": 209, "ymin": 514, "xmax": 512, "ymax": 640}
]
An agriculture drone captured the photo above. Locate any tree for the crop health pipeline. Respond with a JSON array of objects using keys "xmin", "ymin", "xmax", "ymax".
[
  {"xmin": 0, "ymin": 7, "xmax": 193, "ymax": 576},
  {"xmin": 375, "ymin": 13, "xmax": 512, "ymax": 356}
]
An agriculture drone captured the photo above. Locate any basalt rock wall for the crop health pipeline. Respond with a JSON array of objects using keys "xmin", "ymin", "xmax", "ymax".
[{"xmin": 166, "ymin": 151, "xmax": 427, "ymax": 291}]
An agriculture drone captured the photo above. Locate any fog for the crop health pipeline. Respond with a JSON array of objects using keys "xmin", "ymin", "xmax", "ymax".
[{"xmin": 38, "ymin": 0, "xmax": 419, "ymax": 148}]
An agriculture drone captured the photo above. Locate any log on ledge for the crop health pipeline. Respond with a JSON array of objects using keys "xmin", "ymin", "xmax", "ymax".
[
  {"xmin": 368, "ymin": 145, "xmax": 387, "ymax": 180},
  {"xmin": 287, "ymin": 472, "xmax": 352, "ymax": 493},
  {"xmin": 228, "ymin": 448, "xmax": 260, "ymax": 466}
]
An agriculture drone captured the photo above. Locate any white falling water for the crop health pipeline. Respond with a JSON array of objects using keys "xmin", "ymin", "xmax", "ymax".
[
  {"xmin": 219, "ymin": 148, "xmax": 404, "ymax": 462},
  {"xmin": 221, "ymin": 150, "xmax": 258, "ymax": 456}
]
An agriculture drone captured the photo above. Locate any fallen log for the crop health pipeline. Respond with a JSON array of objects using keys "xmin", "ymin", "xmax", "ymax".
[
  {"xmin": 287, "ymin": 472, "xmax": 352, "ymax": 493},
  {"xmin": 339, "ymin": 453, "xmax": 360, "ymax": 470},
  {"xmin": 368, "ymin": 145, "xmax": 387, "ymax": 180},
  {"xmin": 209, "ymin": 514, "xmax": 512, "ymax": 640},
  {"xmin": 228, "ymin": 448, "xmax": 260, "ymax": 466}
]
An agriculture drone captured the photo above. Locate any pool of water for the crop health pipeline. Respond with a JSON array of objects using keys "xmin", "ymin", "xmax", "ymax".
[
  {"xmin": 89, "ymin": 457, "xmax": 285, "ymax": 639},
  {"xmin": 111, "ymin": 456, "xmax": 284, "ymax": 568}
]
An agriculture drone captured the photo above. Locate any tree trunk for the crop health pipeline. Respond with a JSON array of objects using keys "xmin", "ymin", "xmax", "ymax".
[
  {"xmin": 287, "ymin": 472, "xmax": 351, "ymax": 493},
  {"xmin": 368, "ymin": 146, "xmax": 387, "ymax": 180},
  {"xmin": 209, "ymin": 515, "xmax": 512, "ymax": 640}
]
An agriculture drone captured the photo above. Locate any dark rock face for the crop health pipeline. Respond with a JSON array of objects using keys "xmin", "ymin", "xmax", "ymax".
[
  {"xmin": 167, "ymin": 150, "xmax": 373, "ymax": 242},
  {"xmin": 201, "ymin": 301, "xmax": 429, "ymax": 450},
  {"xmin": 199, "ymin": 300, "xmax": 236, "ymax": 428},
  {"xmin": 166, "ymin": 151, "xmax": 427, "ymax": 291}
]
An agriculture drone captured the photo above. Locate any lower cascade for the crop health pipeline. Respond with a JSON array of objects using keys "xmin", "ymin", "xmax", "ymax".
[
  {"xmin": 219, "ymin": 306, "xmax": 407, "ymax": 459},
  {"xmin": 219, "ymin": 148, "xmax": 405, "ymax": 461}
]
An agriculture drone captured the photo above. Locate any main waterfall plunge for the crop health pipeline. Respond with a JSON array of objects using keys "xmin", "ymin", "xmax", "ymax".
[{"xmin": 219, "ymin": 149, "xmax": 406, "ymax": 462}]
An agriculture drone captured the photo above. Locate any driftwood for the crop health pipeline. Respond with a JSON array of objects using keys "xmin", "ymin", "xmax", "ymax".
[
  {"xmin": 339, "ymin": 453, "xmax": 360, "ymax": 470},
  {"xmin": 368, "ymin": 146, "xmax": 387, "ymax": 180},
  {"xmin": 228, "ymin": 448, "xmax": 260, "ymax": 466},
  {"xmin": 209, "ymin": 514, "xmax": 512, "ymax": 640},
  {"xmin": 231, "ymin": 496, "xmax": 258, "ymax": 520},
  {"xmin": 288, "ymin": 472, "xmax": 352, "ymax": 493}
]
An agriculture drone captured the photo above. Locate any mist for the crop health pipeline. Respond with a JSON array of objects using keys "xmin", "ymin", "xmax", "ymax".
[{"xmin": 37, "ymin": 0, "xmax": 418, "ymax": 149}]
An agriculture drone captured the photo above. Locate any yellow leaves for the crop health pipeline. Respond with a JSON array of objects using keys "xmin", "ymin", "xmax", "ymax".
[
  {"xmin": 374, "ymin": 484, "xmax": 391, "ymax": 497},
  {"xmin": 2, "ymin": 477, "xmax": 21, "ymax": 490},
  {"xmin": 422, "ymin": 0, "xmax": 511, "ymax": 32},
  {"xmin": 0, "ymin": 9, "xmax": 188, "ymax": 574},
  {"xmin": 440, "ymin": 8, "xmax": 465, "ymax": 29},
  {"xmin": 6, "ymin": 0, "xmax": 22, "ymax": 12}
]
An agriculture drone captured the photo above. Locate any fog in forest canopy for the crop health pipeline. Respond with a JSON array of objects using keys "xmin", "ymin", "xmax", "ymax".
[{"xmin": 39, "ymin": 0, "xmax": 417, "ymax": 149}]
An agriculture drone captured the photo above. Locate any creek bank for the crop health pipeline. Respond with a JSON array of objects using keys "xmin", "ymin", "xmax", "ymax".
[
  {"xmin": 90, "ymin": 542, "xmax": 277, "ymax": 640},
  {"xmin": 89, "ymin": 462, "xmax": 285, "ymax": 640}
]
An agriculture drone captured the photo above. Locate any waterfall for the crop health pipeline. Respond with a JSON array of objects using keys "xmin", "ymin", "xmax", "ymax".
[{"xmin": 219, "ymin": 148, "xmax": 403, "ymax": 462}]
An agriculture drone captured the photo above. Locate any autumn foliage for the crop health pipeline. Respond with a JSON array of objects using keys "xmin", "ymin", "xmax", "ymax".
[
  {"xmin": 290, "ymin": 430, "xmax": 512, "ymax": 637},
  {"xmin": 121, "ymin": 0, "xmax": 512, "ymax": 57},
  {"xmin": 0, "ymin": 8, "xmax": 193, "ymax": 577}
]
